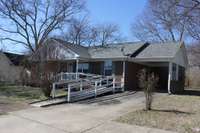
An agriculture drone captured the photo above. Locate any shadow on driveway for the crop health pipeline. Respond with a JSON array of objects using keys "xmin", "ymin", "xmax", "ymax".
[{"xmin": 177, "ymin": 89, "xmax": 200, "ymax": 96}]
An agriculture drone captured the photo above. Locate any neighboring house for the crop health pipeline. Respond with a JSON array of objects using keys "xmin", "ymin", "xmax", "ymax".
[
  {"xmin": 30, "ymin": 38, "xmax": 188, "ymax": 93},
  {"xmin": 0, "ymin": 52, "xmax": 25, "ymax": 84}
]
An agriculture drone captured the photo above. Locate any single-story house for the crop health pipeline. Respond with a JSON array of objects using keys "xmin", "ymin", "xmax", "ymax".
[
  {"xmin": 0, "ymin": 52, "xmax": 25, "ymax": 83},
  {"xmin": 30, "ymin": 38, "xmax": 188, "ymax": 93}
]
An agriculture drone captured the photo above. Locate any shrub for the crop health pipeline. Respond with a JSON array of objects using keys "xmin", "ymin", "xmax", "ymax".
[{"xmin": 138, "ymin": 69, "xmax": 159, "ymax": 110}]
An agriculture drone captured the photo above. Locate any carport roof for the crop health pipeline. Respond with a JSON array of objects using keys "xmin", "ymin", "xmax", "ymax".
[{"xmin": 135, "ymin": 42, "xmax": 181, "ymax": 59}]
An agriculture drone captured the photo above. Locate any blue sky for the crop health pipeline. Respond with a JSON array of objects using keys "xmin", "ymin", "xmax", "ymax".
[
  {"xmin": 1, "ymin": 0, "xmax": 147, "ymax": 53},
  {"xmin": 87, "ymin": 0, "xmax": 147, "ymax": 41}
]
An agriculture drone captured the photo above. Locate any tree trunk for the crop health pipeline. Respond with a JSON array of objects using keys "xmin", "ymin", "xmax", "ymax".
[{"xmin": 145, "ymin": 91, "xmax": 152, "ymax": 110}]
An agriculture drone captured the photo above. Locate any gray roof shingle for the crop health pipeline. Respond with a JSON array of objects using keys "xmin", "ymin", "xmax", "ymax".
[
  {"xmin": 33, "ymin": 39, "xmax": 182, "ymax": 61},
  {"xmin": 88, "ymin": 42, "xmax": 144, "ymax": 59},
  {"xmin": 135, "ymin": 42, "xmax": 181, "ymax": 59},
  {"xmin": 54, "ymin": 39, "xmax": 145, "ymax": 59}
]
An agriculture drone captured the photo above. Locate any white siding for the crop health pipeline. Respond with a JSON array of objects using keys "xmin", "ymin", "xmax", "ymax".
[{"xmin": 172, "ymin": 45, "xmax": 188, "ymax": 68}]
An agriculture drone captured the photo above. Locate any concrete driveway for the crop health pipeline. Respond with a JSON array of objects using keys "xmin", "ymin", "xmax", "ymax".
[{"xmin": 0, "ymin": 92, "xmax": 175, "ymax": 133}]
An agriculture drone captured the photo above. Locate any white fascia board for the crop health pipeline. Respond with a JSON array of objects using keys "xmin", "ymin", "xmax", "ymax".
[
  {"xmin": 89, "ymin": 57, "xmax": 127, "ymax": 62},
  {"xmin": 53, "ymin": 39, "xmax": 80, "ymax": 59},
  {"xmin": 171, "ymin": 42, "xmax": 188, "ymax": 68}
]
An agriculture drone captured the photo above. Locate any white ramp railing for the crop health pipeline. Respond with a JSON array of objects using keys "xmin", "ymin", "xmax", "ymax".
[
  {"xmin": 51, "ymin": 72, "xmax": 124, "ymax": 101},
  {"xmin": 53, "ymin": 72, "xmax": 101, "ymax": 82},
  {"xmin": 67, "ymin": 76, "xmax": 115, "ymax": 102}
]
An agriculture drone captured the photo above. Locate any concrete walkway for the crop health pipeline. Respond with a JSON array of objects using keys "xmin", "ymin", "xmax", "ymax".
[{"xmin": 0, "ymin": 92, "xmax": 176, "ymax": 133}]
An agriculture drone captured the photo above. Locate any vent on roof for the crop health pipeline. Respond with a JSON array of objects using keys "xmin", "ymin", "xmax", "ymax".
[{"xmin": 131, "ymin": 42, "xmax": 150, "ymax": 57}]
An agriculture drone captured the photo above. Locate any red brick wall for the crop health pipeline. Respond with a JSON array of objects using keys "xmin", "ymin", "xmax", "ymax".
[{"xmin": 125, "ymin": 62, "xmax": 145, "ymax": 91}]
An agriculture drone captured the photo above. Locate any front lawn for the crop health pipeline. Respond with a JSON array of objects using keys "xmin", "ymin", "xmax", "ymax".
[
  {"xmin": 0, "ymin": 85, "xmax": 46, "ymax": 114},
  {"xmin": 116, "ymin": 94, "xmax": 200, "ymax": 133},
  {"xmin": 0, "ymin": 85, "xmax": 46, "ymax": 101}
]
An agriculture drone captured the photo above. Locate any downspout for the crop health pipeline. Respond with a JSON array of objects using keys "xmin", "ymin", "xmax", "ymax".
[
  {"xmin": 168, "ymin": 62, "xmax": 172, "ymax": 94},
  {"xmin": 122, "ymin": 59, "xmax": 126, "ymax": 91}
]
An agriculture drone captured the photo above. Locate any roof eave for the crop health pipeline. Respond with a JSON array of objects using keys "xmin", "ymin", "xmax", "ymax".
[
  {"xmin": 132, "ymin": 57, "xmax": 173, "ymax": 62},
  {"xmin": 90, "ymin": 57, "xmax": 127, "ymax": 61}
]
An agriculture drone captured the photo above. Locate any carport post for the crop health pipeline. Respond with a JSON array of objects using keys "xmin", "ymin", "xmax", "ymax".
[{"xmin": 168, "ymin": 62, "xmax": 172, "ymax": 94}]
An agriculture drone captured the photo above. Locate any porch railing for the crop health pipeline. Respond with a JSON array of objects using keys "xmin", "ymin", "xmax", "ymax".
[{"xmin": 67, "ymin": 76, "xmax": 115, "ymax": 102}]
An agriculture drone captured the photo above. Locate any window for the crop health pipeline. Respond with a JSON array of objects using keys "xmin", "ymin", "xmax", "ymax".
[
  {"xmin": 104, "ymin": 60, "xmax": 112, "ymax": 76},
  {"xmin": 78, "ymin": 63, "xmax": 89, "ymax": 73}
]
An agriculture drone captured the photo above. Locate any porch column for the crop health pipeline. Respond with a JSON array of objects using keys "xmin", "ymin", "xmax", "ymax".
[
  {"xmin": 122, "ymin": 61, "xmax": 126, "ymax": 91},
  {"xmin": 168, "ymin": 62, "xmax": 172, "ymax": 94},
  {"xmin": 76, "ymin": 59, "xmax": 79, "ymax": 79}
]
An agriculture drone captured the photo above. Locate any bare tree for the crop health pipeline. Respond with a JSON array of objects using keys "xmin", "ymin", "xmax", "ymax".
[
  {"xmin": 180, "ymin": 0, "xmax": 200, "ymax": 41},
  {"xmin": 64, "ymin": 22, "xmax": 123, "ymax": 46},
  {"xmin": 138, "ymin": 69, "xmax": 159, "ymax": 111},
  {"xmin": 65, "ymin": 16, "xmax": 91, "ymax": 45},
  {"xmin": 94, "ymin": 23, "xmax": 122, "ymax": 46},
  {"xmin": 132, "ymin": 0, "xmax": 200, "ymax": 42},
  {"xmin": 0, "ymin": 0, "xmax": 85, "ymax": 53}
]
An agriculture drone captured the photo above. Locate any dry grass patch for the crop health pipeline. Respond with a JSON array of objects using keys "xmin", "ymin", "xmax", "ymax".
[
  {"xmin": 116, "ymin": 94, "xmax": 200, "ymax": 133},
  {"xmin": 0, "ymin": 85, "xmax": 46, "ymax": 114},
  {"xmin": 0, "ymin": 85, "xmax": 46, "ymax": 101}
]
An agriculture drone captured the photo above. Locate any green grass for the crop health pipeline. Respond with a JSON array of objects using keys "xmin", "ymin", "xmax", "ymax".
[{"xmin": 116, "ymin": 94, "xmax": 200, "ymax": 133}]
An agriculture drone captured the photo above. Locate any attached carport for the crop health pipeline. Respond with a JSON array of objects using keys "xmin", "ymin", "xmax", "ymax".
[{"xmin": 124, "ymin": 42, "xmax": 188, "ymax": 94}]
